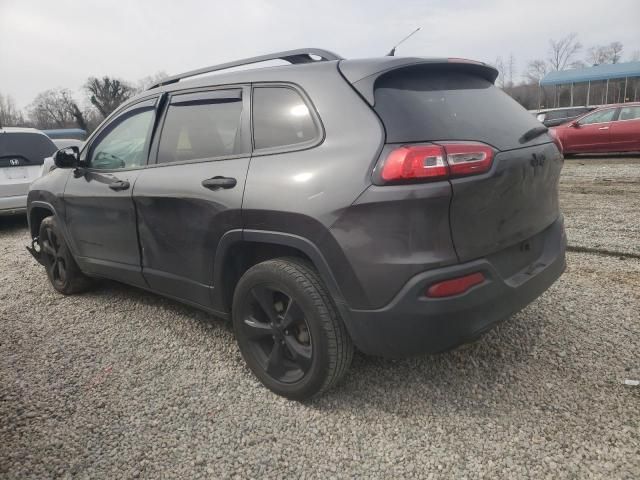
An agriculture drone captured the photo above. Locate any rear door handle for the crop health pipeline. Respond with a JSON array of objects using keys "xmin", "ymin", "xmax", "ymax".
[
  {"xmin": 598, "ymin": 126, "xmax": 609, "ymax": 130},
  {"xmin": 202, "ymin": 176, "xmax": 237, "ymax": 190},
  {"xmin": 108, "ymin": 180, "xmax": 130, "ymax": 191}
]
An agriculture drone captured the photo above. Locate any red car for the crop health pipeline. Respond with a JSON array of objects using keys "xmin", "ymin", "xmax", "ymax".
[{"xmin": 551, "ymin": 103, "xmax": 640, "ymax": 155}]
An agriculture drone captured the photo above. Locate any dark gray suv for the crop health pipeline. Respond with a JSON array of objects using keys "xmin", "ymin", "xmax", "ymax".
[{"xmin": 27, "ymin": 49, "xmax": 566, "ymax": 399}]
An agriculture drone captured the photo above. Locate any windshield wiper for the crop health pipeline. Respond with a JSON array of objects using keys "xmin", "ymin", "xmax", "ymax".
[{"xmin": 519, "ymin": 125, "xmax": 548, "ymax": 144}]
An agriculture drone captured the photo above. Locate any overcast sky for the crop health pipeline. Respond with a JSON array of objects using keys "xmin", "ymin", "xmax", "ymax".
[{"xmin": 1, "ymin": 0, "xmax": 639, "ymax": 109}]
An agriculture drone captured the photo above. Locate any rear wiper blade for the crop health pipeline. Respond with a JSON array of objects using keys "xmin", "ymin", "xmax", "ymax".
[{"xmin": 519, "ymin": 125, "xmax": 548, "ymax": 144}]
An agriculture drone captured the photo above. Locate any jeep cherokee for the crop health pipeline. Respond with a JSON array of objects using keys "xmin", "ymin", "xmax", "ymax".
[{"xmin": 27, "ymin": 49, "xmax": 566, "ymax": 399}]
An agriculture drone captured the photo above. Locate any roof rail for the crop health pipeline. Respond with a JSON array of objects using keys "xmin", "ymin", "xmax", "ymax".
[{"xmin": 148, "ymin": 48, "xmax": 343, "ymax": 90}]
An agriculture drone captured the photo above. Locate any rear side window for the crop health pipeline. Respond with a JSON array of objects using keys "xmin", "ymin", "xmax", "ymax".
[
  {"xmin": 618, "ymin": 106, "xmax": 640, "ymax": 121},
  {"xmin": 158, "ymin": 90, "xmax": 243, "ymax": 163},
  {"xmin": 252, "ymin": 87, "xmax": 318, "ymax": 150},
  {"xmin": 0, "ymin": 132, "xmax": 56, "ymax": 166},
  {"xmin": 374, "ymin": 67, "xmax": 544, "ymax": 151}
]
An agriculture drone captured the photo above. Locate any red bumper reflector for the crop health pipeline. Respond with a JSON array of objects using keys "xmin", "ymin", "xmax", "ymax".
[{"xmin": 426, "ymin": 272, "xmax": 486, "ymax": 298}]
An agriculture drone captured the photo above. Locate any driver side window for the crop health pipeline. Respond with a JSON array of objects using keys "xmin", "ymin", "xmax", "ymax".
[{"xmin": 89, "ymin": 108, "xmax": 154, "ymax": 170}]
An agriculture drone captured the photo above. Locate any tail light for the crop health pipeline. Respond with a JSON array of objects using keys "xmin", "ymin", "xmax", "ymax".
[
  {"xmin": 381, "ymin": 145, "xmax": 448, "ymax": 182},
  {"xmin": 378, "ymin": 142, "xmax": 494, "ymax": 184}
]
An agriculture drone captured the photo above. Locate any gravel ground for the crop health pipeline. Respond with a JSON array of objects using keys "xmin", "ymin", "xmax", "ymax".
[
  {"xmin": 561, "ymin": 155, "xmax": 640, "ymax": 257},
  {"xmin": 1, "ymin": 157, "xmax": 640, "ymax": 479}
]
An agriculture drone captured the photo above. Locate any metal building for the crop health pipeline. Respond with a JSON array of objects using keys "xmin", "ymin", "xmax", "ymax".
[{"xmin": 539, "ymin": 61, "xmax": 640, "ymax": 108}]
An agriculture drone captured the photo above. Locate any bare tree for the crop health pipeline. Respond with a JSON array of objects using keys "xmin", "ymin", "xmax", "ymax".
[
  {"xmin": 610, "ymin": 41, "xmax": 623, "ymax": 64},
  {"xmin": 0, "ymin": 93, "xmax": 26, "ymax": 127},
  {"xmin": 28, "ymin": 89, "xmax": 86, "ymax": 130},
  {"xmin": 85, "ymin": 77, "xmax": 134, "ymax": 118},
  {"xmin": 62, "ymin": 91, "xmax": 88, "ymax": 131},
  {"xmin": 587, "ymin": 41, "xmax": 624, "ymax": 65},
  {"xmin": 548, "ymin": 33, "xmax": 582, "ymax": 71},
  {"xmin": 29, "ymin": 89, "xmax": 72, "ymax": 128},
  {"xmin": 525, "ymin": 59, "xmax": 548, "ymax": 84},
  {"xmin": 587, "ymin": 45, "xmax": 611, "ymax": 65},
  {"xmin": 135, "ymin": 71, "xmax": 169, "ymax": 92}
]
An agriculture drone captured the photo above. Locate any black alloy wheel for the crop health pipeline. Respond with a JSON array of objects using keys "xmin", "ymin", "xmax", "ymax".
[
  {"xmin": 241, "ymin": 284, "xmax": 313, "ymax": 384},
  {"xmin": 38, "ymin": 216, "xmax": 92, "ymax": 295},
  {"xmin": 232, "ymin": 258, "xmax": 353, "ymax": 400},
  {"xmin": 40, "ymin": 223, "xmax": 67, "ymax": 287}
]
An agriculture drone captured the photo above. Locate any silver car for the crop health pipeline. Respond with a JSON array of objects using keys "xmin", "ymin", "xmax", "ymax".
[{"xmin": 0, "ymin": 127, "xmax": 58, "ymax": 215}]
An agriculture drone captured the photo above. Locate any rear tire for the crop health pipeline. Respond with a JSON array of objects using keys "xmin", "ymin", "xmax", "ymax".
[
  {"xmin": 232, "ymin": 258, "xmax": 353, "ymax": 400},
  {"xmin": 39, "ymin": 216, "xmax": 92, "ymax": 295}
]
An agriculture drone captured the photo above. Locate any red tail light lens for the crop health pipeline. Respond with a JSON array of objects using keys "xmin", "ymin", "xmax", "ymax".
[
  {"xmin": 381, "ymin": 145, "xmax": 448, "ymax": 182},
  {"xmin": 426, "ymin": 272, "xmax": 485, "ymax": 298},
  {"xmin": 379, "ymin": 143, "xmax": 494, "ymax": 183},
  {"xmin": 442, "ymin": 143, "xmax": 494, "ymax": 177}
]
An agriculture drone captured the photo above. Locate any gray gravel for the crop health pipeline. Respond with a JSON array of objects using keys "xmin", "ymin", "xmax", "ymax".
[
  {"xmin": 1, "ymin": 157, "xmax": 640, "ymax": 479},
  {"xmin": 561, "ymin": 155, "xmax": 640, "ymax": 257}
]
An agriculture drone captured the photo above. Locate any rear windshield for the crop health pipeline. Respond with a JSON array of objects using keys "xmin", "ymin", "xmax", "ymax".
[
  {"xmin": 0, "ymin": 132, "xmax": 57, "ymax": 166},
  {"xmin": 374, "ymin": 68, "xmax": 546, "ymax": 151}
]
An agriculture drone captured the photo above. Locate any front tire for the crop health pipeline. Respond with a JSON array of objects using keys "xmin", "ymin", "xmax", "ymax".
[
  {"xmin": 39, "ymin": 216, "xmax": 92, "ymax": 295},
  {"xmin": 232, "ymin": 258, "xmax": 353, "ymax": 400}
]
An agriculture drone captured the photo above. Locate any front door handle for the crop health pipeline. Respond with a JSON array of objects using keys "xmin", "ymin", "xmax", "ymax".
[
  {"xmin": 202, "ymin": 176, "xmax": 237, "ymax": 190},
  {"xmin": 598, "ymin": 126, "xmax": 610, "ymax": 130},
  {"xmin": 108, "ymin": 180, "xmax": 130, "ymax": 191}
]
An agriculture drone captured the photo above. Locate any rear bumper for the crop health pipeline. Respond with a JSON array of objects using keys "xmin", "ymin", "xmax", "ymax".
[
  {"xmin": 344, "ymin": 217, "xmax": 566, "ymax": 357},
  {"xmin": 0, "ymin": 195, "xmax": 27, "ymax": 216}
]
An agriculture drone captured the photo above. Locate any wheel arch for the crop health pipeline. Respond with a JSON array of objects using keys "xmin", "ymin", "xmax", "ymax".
[
  {"xmin": 213, "ymin": 229, "xmax": 352, "ymax": 326},
  {"xmin": 28, "ymin": 201, "xmax": 57, "ymax": 238}
]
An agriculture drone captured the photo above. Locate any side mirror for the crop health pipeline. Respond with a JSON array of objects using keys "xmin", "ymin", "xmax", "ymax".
[
  {"xmin": 569, "ymin": 121, "xmax": 580, "ymax": 128},
  {"xmin": 54, "ymin": 146, "xmax": 80, "ymax": 168}
]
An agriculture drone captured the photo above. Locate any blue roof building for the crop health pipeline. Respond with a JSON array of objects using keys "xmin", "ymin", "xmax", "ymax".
[{"xmin": 539, "ymin": 61, "xmax": 640, "ymax": 107}]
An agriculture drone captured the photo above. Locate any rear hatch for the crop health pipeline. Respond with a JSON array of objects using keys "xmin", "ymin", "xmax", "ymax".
[
  {"xmin": 344, "ymin": 60, "xmax": 562, "ymax": 262},
  {"xmin": 0, "ymin": 130, "xmax": 57, "ymax": 195}
]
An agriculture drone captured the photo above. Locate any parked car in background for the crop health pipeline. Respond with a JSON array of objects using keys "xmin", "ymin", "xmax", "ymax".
[
  {"xmin": 1, "ymin": 127, "xmax": 57, "ymax": 216},
  {"xmin": 26, "ymin": 49, "xmax": 566, "ymax": 399},
  {"xmin": 535, "ymin": 106, "xmax": 595, "ymax": 127},
  {"xmin": 551, "ymin": 103, "xmax": 640, "ymax": 155},
  {"xmin": 42, "ymin": 128, "xmax": 87, "ymax": 141},
  {"xmin": 52, "ymin": 138, "xmax": 84, "ymax": 149}
]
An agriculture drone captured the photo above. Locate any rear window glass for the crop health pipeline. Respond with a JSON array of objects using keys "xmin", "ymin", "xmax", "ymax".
[
  {"xmin": 158, "ymin": 94, "xmax": 243, "ymax": 163},
  {"xmin": 374, "ymin": 68, "xmax": 544, "ymax": 151},
  {"xmin": 570, "ymin": 108, "xmax": 591, "ymax": 116},
  {"xmin": 546, "ymin": 111, "xmax": 569, "ymax": 120},
  {"xmin": 252, "ymin": 87, "xmax": 318, "ymax": 150},
  {"xmin": 0, "ymin": 132, "xmax": 57, "ymax": 166}
]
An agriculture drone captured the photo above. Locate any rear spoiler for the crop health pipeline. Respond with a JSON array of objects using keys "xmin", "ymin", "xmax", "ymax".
[{"xmin": 338, "ymin": 57, "xmax": 499, "ymax": 106}]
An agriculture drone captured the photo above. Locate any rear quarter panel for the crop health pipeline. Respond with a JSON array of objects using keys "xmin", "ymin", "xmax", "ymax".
[{"xmin": 242, "ymin": 63, "xmax": 386, "ymax": 309}]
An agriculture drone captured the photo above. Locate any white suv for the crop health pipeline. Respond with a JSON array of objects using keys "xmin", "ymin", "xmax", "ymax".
[{"xmin": 1, "ymin": 127, "xmax": 58, "ymax": 216}]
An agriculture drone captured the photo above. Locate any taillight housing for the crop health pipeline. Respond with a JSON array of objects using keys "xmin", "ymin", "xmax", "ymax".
[
  {"xmin": 378, "ymin": 142, "xmax": 494, "ymax": 184},
  {"xmin": 381, "ymin": 145, "xmax": 448, "ymax": 182}
]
